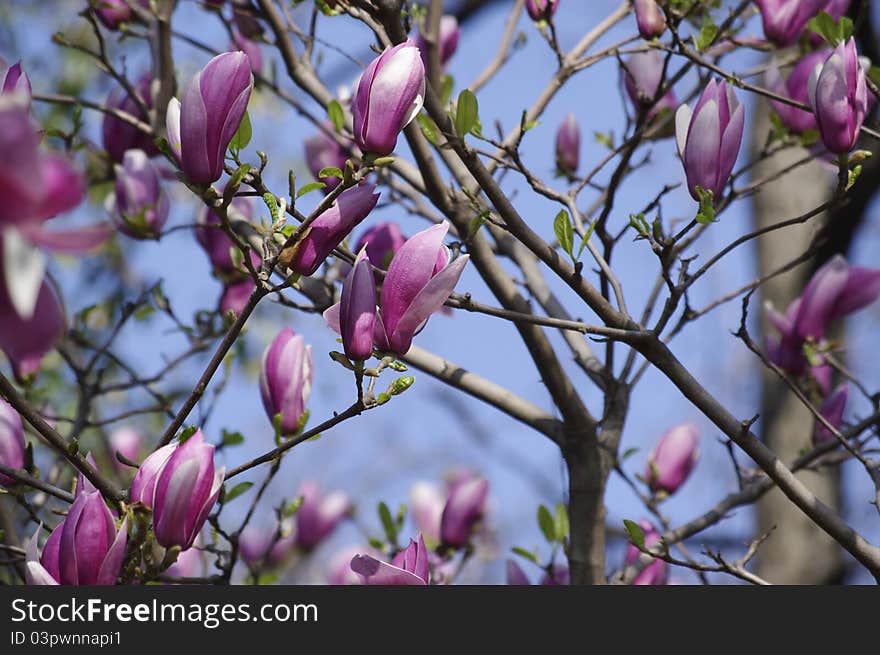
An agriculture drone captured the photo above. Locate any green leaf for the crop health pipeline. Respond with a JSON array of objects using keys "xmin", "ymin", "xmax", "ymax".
[
  {"xmin": 178, "ymin": 426, "xmax": 198, "ymax": 443},
  {"xmin": 629, "ymin": 212, "xmax": 649, "ymax": 236},
  {"xmin": 378, "ymin": 501, "xmax": 397, "ymax": 544},
  {"xmin": 694, "ymin": 23, "xmax": 718, "ymax": 52},
  {"xmin": 807, "ymin": 10, "xmax": 851, "ymax": 45},
  {"xmin": 623, "ymin": 519, "xmax": 646, "ymax": 550},
  {"xmin": 468, "ymin": 210, "xmax": 490, "ymax": 238},
  {"xmin": 511, "ymin": 546, "xmax": 539, "ymax": 564},
  {"xmin": 799, "ymin": 129, "xmax": 819, "ymax": 147},
  {"xmin": 227, "ymin": 163, "xmax": 251, "ymax": 191},
  {"xmin": 272, "ymin": 412, "xmax": 285, "ymax": 446},
  {"xmin": 296, "ymin": 181, "xmax": 326, "ymax": 198},
  {"xmin": 315, "ymin": 0, "xmax": 341, "ymax": 15},
  {"xmin": 440, "ymin": 74, "xmax": 455, "ymax": 106},
  {"xmin": 256, "ymin": 572, "xmax": 278, "ymax": 585},
  {"xmin": 221, "ymin": 430, "xmax": 244, "ymax": 446},
  {"xmin": 847, "ymin": 163, "xmax": 863, "ymax": 190},
  {"xmin": 620, "ymin": 447, "xmax": 639, "ymax": 462},
  {"xmin": 593, "ymin": 130, "xmax": 614, "ymax": 149},
  {"xmin": 388, "ymin": 376, "xmax": 414, "ymax": 395},
  {"xmin": 695, "ymin": 186, "xmax": 717, "ymax": 225},
  {"xmin": 318, "ymin": 166, "xmax": 343, "ymax": 180},
  {"xmin": 283, "ymin": 499, "xmax": 304, "ymax": 518},
  {"xmin": 223, "ymin": 481, "xmax": 253, "ymax": 504},
  {"xmin": 229, "ymin": 110, "xmax": 252, "ymax": 151},
  {"xmin": 838, "ymin": 16, "xmax": 854, "ymax": 40},
  {"xmin": 553, "ymin": 504, "xmax": 569, "ymax": 542},
  {"xmin": 520, "ymin": 109, "xmax": 538, "ymax": 133},
  {"xmin": 134, "ymin": 304, "xmax": 155, "ymax": 321},
  {"xmin": 537, "ymin": 504, "xmax": 556, "ymax": 543},
  {"xmin": 328, "ymin": 100, "xmax": 345, "ymax": 133},
  {"xmin": 553, "ymin": 209, "xmax": 574, "ymax": 259},
  {"xmin": 416, "ymin": 113, "xmax": 439, "ymax": 145},
  {"xmin": 808, "ymin": 11, "xmax": 839, "ymax": 45},
  {"xmin": 263, "ymin": 193, "xmax": 280, "ymax": 223},
  {"xmin": 455, "ymin": 89, "xmax": 479, "ymax": 138},
  {"xmin": 575, "ymin": 219, "xmax": 597, "ymax": 260}
]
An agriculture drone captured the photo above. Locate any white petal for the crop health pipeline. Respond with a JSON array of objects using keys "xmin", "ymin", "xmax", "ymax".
[
  {"xmin": 674, "ymin": 104, "xmax": 692, "ymax": 159},
  {"xmin": 3, "ymin": 228, "xmax": 46, "ymax": 320}
]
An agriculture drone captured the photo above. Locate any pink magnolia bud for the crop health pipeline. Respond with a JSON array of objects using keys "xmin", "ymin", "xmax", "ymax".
[
  {"xmin": 108, "ymin": 149, "xmax": 169, "ymax": 239},
  {"xmin": 130, "ymin": 430, "xmax": 224, "ymax": 550},
  {"xmin": 327, "ymin": 545, "xmax": 375, "ymax": 585},
  {"xmin": 294, "ymin": 481, "xmax": 350, "ymax": 550},
  {"xmin": 285, "ymin": 184, "xmax": 379, "ymax": 276},
  {"xmin": 0, "ymin": 275, "xmax": 65, "ymax": 381},
  {"xmin": 353, "ymin": 42, "xmax": 426, "ymax": 156},
  {"xmin": 633, "ymin": 0, "xmax": 666, "ymax": 39},
  {"xmin": 624, "ymin": 519, "xmax": 668, "ymax": 585},
  {"xmin": 374, "ymin": 222, "xmax": 468, "ymax": 355},
  {"xmin": 506, "ymin": 559, "xmax": 531, "ymax": 585},
  {"xmin": 130, "ymin": 443, "xmax": 174, "ymax": 503},
  {"xmin": 675, "ymin": 79, "xmax": 744, "ymax": 201},
  {"xmin": 231, "ymin": 0, "xmax": 264, "ymax": 39},
  {"xmin": 440, "ymin": 476, "xmax": 489, "ymax": 548},
  {"xmin": 25, "ymin": 492, "xmax": 128, "ymax": 585},
  {"xmin": 1, "ymin": 98, "xmax": 84, "ymax": 227},
  {"xmin": 351, "ymin": 533, "xmax": 429, "ymax": 585},
  {"xmin": 102, "ymin": 73, "xmax": 159, "ymax": 163},
  {"xmin": 814, "ymin": 383, "xmax": 849, "ymax": 445},
  {"xmin": 304, "ymin": 129, "xmax": 349, "ymax": 194},
  {"xmin": 2, "ymin": 60, "xmax": 31, "ymax": 107},
  {"xmin": 239, "ymin": 519, "xmax": 296, "ymax": 565},
  {"xmin": 166, "ymin": 52, "xmax": 253, "ymax": 183},
  {"xmin": 196, "ymin": 195, "xmax": 255, "ymax": 274},
  {"xmin": 555, "ymin": 112, "xmax": 580, "ymax": 177},
  {"xmin": 409, "ymin": 481, "xmax": 445, "ymax": 544},
  {"xmin": 354, "ymin": 222, "xmax": 407, "ymax": 270},
  {"xmin": 0, "ymin": 398, "xmax": 25, "ymax": 487},
  {"xmin": 338, "ymin": 250, "xmax": 377, "ymax": 361},
  {"xmin": 220, "ymin": 278, "xmax": 255, "ymax": 315},
  {"xmin": 766, "ymin": 49, "xmax": 831, "ymax": 134},
  {"xmin": 109, "ymin": 426, "xmax": 142, "ymax": 464},
  {"xmin": 415, "ymin": 15, "xmax": 461, "ymax": 70},
  {"xmin": 165, "ymin": 542, "xmax": 205, "ymax": 578},
  {"xmin": 92, "ymin": 0, "xmax": 149, "ymax": 30},
  {"xmin": 808, "ymin": 38, "xmax": 868, "ymax": 154},
  {"xmin": 74, "ymin": 452, "xmax": 100, "ymax": 496},
  {"xmin": 622, "ymin": 50, "xmax": 678, "ymax": 120},
  {"xmin": 526, "ymin": 0, "xmax": 559, "ymax": 21},
  {"xmin": 259, "ymin": 328, "xmax": 313, "ymax": 434},
  {"xmin": 766, "ymin": 256, "xmax": 880, "ymax": 377},
  {"xmin": 230, "ymin": 31, "xmax": 263, "ymax": 74},
  {"xmin": 755, "ymin": 0, "xmax": 827, "ymax": 45},
  {"xmin": 644, "ymin": 423, "xmax": 699, "ymax": 495}
]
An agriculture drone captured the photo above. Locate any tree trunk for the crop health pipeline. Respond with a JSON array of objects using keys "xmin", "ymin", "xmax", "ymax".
[{"xmin": 750, "ymin": 101, "xmax": 845, "ymax": 584}]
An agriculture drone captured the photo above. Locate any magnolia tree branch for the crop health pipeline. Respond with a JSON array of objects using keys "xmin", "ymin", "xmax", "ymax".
[{"xmin": 0, "ymin": 374, "xmax": 124, "ymax": 503}]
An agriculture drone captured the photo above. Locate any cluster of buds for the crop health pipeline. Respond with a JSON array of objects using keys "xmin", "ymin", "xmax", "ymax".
[{"xmin": 325, "ymin": 222, "xmax": 469, "ymax": 359}]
